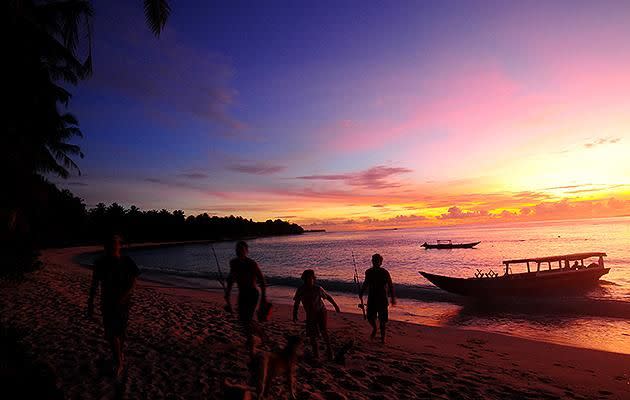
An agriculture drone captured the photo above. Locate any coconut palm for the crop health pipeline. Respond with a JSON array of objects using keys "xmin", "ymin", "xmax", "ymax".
[
  {"xmin": 7, "ymin": 0, "xmax": 171, "ymax": 179},
  {"xmin": 3, "ymin": 0, "xmax": 171, "ymax": 276}
]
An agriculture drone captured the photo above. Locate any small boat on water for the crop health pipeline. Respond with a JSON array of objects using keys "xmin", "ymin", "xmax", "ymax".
[
  {"xmin": 419, "ymin": 252, "xmax": 609, "ymax": 297},
  {"xmin": 421, "ymin": 240, "xmax": 481, "ymax": 249}
]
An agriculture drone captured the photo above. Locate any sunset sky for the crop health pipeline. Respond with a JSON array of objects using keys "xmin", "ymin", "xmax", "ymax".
[{"xmin": 60, "ymin": 0, "xmax": 630, "ymax": 230}]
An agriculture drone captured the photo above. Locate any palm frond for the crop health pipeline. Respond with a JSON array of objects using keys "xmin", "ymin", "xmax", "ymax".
[
  {"xmin": 36, "ymin": 0, "xmax": 93, "ymax": 52},
  {"xmin": 60, "ymin": 112, "xmax": 79, "ymax": 126},
  {"xmin": 144, "ymin": 0, "xmax": 170, "ymax": 37}
]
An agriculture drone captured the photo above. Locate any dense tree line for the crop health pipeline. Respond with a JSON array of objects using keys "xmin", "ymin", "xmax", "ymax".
[
  {"xmin": 17, "ymin": 177, "xmax": 303, "ymax": 248},
  {"xmin": 85, "ymin": 203, "xmax": 304, "ymax": 245}
]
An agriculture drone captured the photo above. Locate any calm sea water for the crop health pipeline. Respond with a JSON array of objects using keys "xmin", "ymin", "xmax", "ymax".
[{"xmin": 81, "ymin": 217, "xmax": 630, "ymax": 353}]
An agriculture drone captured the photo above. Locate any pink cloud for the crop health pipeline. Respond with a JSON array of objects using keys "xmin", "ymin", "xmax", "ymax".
[
  {"xmin": 296, "ymin": 165, "xmax": 412, "ymax": 190},
  {"xmin": 584, "ymin": 137, "xmax": 621, "ymax": 149},
  {"xmin": 227, "ymin": 162, "xmax": 286, "ymax": 175},
  {"xmin": 438, "ymin": 206, "xmax": 488, "ymax": 220}
]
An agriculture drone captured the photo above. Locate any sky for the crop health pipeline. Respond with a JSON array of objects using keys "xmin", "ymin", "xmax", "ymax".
[{"xmin": 59, "ymin": 0, "xmax": 630, "ymax": 230}]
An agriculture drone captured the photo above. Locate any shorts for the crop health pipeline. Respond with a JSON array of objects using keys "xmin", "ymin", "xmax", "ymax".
[
  {"xmin": 102, "ymin": 306, "xmax": 130, "ymax": 339},
  {"xmin": 238, "ymin": 288, "xmax": 259, "ymax": 322},
  {"xmin": 366, "ymin": 303, "xmax": 388, "ymax": 323},
  {"xmin": 305, "ymin": 309, "xmax": 327, "ymax": 337}
]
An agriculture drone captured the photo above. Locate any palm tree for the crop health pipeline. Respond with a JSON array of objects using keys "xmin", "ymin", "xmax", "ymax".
[
  {"xmin": 7, "ymin": 0, "xmax": 171, "ymax": 179},
  {"xmin": 3, "ymin": 0, "xmax": 171, "ymax": 275}
]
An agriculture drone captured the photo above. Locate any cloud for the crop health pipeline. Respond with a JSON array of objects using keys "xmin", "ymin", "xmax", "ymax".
[
  {"xmin": 438, "ymin": 206, "xmax": 489, "ymax": 220},
  {"xmin": 372, "ymin": 204, "xmax": 385, "ymax": 208},
  {"xmin": 584, "ymin": 137, "xmax": 621, "ymax": 148},
  {"xmin": 542, "ymin": 183, "xmax": 626, "ymax": 194},
  {"xmin": 66, "ymin": 182, "xmax": 89, "ymax": 186},
  {"xmin": 227, "ymin": 162, "xmax": 286, "ymax": 175},
  {"xmin": 302, "ymin": 213, "xmax": 430, "ymax": 231},
  {"xmin": 178, "ymin": 172, "xmax": 209, "ymax": 180},
  {"xmin": 296, "ymin": 165, "xmax": 412, "ymax": 190},
  {"xmin": 543, "ymin": 184, "xmax": 585, "ymax": 190}
]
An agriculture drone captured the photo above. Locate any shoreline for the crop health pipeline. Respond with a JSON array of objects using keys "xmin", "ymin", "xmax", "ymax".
[
  {"xmin": 74, "ymin": 244, "xmax": 630, "ymax": 355},
  {"xmin": 1, "ymin": 246, "xmax": 629, "ymax": 398}
]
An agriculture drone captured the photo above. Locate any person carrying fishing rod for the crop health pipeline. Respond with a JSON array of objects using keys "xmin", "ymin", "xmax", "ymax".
[{"xmin": 359, "ymin": 253, "xmax": 396, "ymax": 344}]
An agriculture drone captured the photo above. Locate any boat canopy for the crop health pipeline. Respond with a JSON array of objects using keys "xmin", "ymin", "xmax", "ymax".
[{"xmin": 503, "ymin": 252, "xmax": 607, "ymax": 265}]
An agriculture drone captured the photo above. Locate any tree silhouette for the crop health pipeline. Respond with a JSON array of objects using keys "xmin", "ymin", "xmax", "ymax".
[
  {"xmin": 4, "ymin": 0, "xmax": 172, "ymax": 276},
  {"xmin": 7, "ymin": 0, "xmax": 171, "ymax": 178}
]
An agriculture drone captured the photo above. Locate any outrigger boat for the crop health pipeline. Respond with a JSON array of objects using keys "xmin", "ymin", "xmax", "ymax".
[
  {"xmin": 421, "ymin": 240, "xmax": 481, "ymax": 249},
  {"xmin": 419, "ymin": 252, "xmax": 609, "ymax": 297}
]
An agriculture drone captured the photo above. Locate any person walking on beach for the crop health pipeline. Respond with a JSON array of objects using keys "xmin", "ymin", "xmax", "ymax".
[
  {"xmin": 87, "ymin": 234, "xmax": 139, "ymax": 377},
  {"xmin": 225, "ymin": 241, "xmax": 267, "ymax": 356},
  {"xmin": 293, "ymin": 269, "xmax": 340, "ymax": 361},
  {"xmin": 360, "ymin": 253, "xmax": 395, "ymax": 344}
]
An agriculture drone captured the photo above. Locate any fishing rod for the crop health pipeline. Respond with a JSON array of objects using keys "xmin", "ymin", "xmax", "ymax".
[
  {"xmin": 211, "ymin": 244, "xmax": 226, "ymax": 290},
  {"xmin": 352, "ymin": 251, "xmax": 366, "ymax": 319}
]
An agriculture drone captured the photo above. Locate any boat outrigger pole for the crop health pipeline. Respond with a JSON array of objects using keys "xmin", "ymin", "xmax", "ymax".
[{"xmin": 352, "ymin": 251, "xmax": 366, "ymax": 319}]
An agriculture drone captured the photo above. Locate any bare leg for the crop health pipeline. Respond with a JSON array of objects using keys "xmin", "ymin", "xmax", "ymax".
[
  {"xmin": 244, "ymin": 322, "xmax": 255, "ymax": 358},
  {"xmin": 368, "ymin": 318, "xmax": 377, "ymax": 339},
  {"xmin": 113, "ymin": 337, "xmax": 124, "ymax": 376},
  {"xmin": 380, "ymin": 320, "xmax": 387, "ymax": 344},
  {"xmin": 256, "ymin": 357, "xmax": 267, "ymax": 399},
  {"xmin": 287, "ymin": 365, "xmax": 297, "ymax": 399},
  {"xmin": 263, "ymin": 367, "xmax": 273, "ymax": 398}
]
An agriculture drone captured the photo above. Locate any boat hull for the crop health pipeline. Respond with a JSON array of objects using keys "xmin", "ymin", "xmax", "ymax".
[
  {"xmin": 422, "ymin": 241, "xmax": 481, "ymax": 249},
  {"xmin": 420, "ymin": 268, "xmax": 610, "ymax": 297}
]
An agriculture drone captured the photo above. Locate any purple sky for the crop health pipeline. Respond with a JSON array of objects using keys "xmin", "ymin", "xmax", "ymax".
[{"xmin": 58, "ymin": 0, "xmax": 630, "ymax": 229}]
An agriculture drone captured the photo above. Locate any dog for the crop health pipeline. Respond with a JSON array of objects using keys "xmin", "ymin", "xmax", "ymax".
[{"xmin": 250, "ymin": 335, "xmax": 302, "ymax": 400}]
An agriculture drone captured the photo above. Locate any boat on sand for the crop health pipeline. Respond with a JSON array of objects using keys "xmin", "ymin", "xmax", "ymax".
[{"xmin": 419, "ymin": 252, "xmax": 609, "ymax": 297}]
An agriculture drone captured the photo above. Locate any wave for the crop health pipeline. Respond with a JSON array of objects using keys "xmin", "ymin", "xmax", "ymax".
[
  {"xmin": 78, "ymin": 258, "xmax": 630, "ymax": 319},
  {"xmin": 132, "ymin": 265, "xmax": 463, "ymax": 303}
]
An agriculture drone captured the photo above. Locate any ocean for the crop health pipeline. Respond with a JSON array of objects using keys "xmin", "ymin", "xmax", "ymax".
[{"xmin": 79, "ymin": 216, "xmax": 630, "ymax": 354}]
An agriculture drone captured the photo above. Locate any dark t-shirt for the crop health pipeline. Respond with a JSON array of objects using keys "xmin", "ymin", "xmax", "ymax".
[
  {"xmin": 364, "ymin": 267, "xmax": 392, "ymax": 307},
  {"xmin": 229, "ymin": 257, "xmax": 260, "ymax": 291},
  {"xmin": 93, "ymin": 255, "xmax": 139, "ymax": 309}
]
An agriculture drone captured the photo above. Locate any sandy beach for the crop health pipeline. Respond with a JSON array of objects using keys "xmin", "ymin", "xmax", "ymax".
[{"xmin": 1, "ymin": 246, "xmax": 629, "ymax": 399}]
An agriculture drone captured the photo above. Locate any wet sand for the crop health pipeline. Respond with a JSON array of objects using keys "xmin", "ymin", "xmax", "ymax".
[{"xmin": 1, "ymin": 246, "xmax": 629, "ymax": 399}]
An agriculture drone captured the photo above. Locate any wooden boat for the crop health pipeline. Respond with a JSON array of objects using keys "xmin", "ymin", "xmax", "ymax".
[
  {"xmin": 421, "ymin": 240, "xmax": 481, "ymax": 249},
  {"xmin": 419, "ymin": 252, "xmax": 609, "ymax": 297}
]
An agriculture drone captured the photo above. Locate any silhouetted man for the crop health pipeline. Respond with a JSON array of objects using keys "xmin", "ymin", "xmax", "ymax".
[
  {"xmin": 87, "ymin": 235, "xmax": 139, "ymax": 377},
  {"xmin": 360, "ymin": 253, "xmax": 395, "ymax": 344},
  {"xmin": 225, "ymin": 241, "xmax": 267, "ymax": 356}
]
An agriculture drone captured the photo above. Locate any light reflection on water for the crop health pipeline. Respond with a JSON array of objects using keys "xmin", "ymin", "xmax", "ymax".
[{"xmin": 97, "ymin": 217, "xmax": 630, "ymax": 353}]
